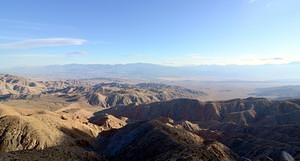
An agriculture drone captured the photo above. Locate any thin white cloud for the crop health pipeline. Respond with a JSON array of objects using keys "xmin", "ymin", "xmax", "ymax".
[{"xmin": 0, "ymin": 38, "xmax": 86, "ymax": 49}]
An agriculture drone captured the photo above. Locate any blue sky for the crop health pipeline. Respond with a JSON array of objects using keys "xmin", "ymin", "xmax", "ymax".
[{"xmin": 0, "ymin": 0, "xmax": 300, "ymax": 68}]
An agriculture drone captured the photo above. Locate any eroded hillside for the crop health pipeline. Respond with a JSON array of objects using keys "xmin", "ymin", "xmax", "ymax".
[
  {"xmin": 93, "ymin": 97, "xmax": 300, "ymax": 160},
  {"xmin": 0, "ymin": 74, "xmax": 299, "ymax": 161},
  {"xmin": 0, "ymin": 74, "xmax": 206, "ymax": 108}
]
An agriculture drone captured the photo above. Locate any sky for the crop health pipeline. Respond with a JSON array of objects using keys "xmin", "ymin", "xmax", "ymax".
[{"xmin": 0, "ymin": 0, "xmax": 300, "ymax": 68}]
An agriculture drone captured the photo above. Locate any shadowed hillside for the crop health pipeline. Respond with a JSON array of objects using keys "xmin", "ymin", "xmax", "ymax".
[
  {"xmin": 92, "ymin": 97, "xmax": 300, "ymax": 160},
  {"xmin": 96, "ymin": 119, "xmax": 237, "ymax": 161}
]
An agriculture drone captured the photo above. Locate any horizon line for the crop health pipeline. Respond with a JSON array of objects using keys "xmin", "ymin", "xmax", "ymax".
[{"xmin": 1, "ymin": 61, "xmax": 300, "ymax": 70}]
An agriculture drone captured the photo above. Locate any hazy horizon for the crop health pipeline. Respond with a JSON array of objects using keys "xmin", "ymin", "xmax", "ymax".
[{"xmin": 1, "ymin": 61, "xmax": 300, "ymax": 68}]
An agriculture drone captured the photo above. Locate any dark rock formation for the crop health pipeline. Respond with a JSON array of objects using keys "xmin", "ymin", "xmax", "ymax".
[{"xmin": 97, "ymin": 120, "xmax": 237, "ymax": 161}]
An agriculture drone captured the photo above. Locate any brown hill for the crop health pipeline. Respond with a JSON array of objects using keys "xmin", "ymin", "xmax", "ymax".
[
  {"xmin": 61, "ymin": 82, "xmax": 206, "ymax": 108},
  {"xmin": 97, "ymin": 120, "xmax": 237, "ymax": 161},
  {"xmin": 0, "ymin": 103, "xmax": 103, "ymax": 151},
  {"xmin": 0, "ymin": 103, "xmax": 107, "ymax": 161}
]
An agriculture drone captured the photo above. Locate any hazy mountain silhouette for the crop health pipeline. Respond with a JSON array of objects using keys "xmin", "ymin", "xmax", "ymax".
[{"xmin": 3, "ymin": 63, "xmax": 300, "ymax": 81}]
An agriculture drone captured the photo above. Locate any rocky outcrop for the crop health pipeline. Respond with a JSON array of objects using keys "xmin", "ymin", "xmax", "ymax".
[
  {"xmin": 87, "ymin": 93, "xmax": 108, "ymax": 107},
  {"xmin": 89, "ymin": 114, "xmax": 127, "ymax": 129}
]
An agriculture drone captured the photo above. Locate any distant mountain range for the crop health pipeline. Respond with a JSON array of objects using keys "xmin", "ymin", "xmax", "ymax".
[{"xmin": 2, "ymin": 63, "xmax": 300, "ymax": 81}]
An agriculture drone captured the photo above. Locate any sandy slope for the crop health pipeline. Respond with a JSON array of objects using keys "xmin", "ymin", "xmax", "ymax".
[{"xmin": 0, "ymin": 102, "xmax": 106, "ymax": 161}]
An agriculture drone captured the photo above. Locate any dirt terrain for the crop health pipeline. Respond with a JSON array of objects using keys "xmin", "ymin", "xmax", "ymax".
[{"xmin": 0, "ymin": 74, "xmax": 299, "ymax": 161}]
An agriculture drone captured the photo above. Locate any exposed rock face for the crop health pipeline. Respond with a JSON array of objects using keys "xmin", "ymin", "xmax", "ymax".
[
  {"xmin": 88, "ymin": 93, "xmax": 108, "ymax": 107},
  {"xmin": 179, "ymin": 120, "xmax": 202, "ymax": 132},
  {"xmin": 97, "ymin": 120, "xmax": 237, "ymax": 161},
  {"xmin": 89, "ymin": 114, "xmax": 127, "ymax": 129}
]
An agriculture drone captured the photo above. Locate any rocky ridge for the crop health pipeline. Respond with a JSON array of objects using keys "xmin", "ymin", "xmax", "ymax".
[{"xmin": 0, "ymin": 74, "xmax": 206, "ymax": 108}]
